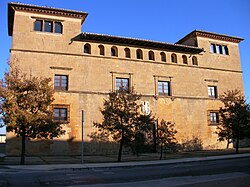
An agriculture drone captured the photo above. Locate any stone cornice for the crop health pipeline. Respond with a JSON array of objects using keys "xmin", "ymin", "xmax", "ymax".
[
  {"xmin": 10, "ymin": 2, "xmax": 88, "ymax": 20},
  {"xmin": 194, "ymin": 31, "xmax": 244, "ymax": 43},
  {"xmin": 177, "ymin": 30, "xmax": 244, "ymax": 44}
]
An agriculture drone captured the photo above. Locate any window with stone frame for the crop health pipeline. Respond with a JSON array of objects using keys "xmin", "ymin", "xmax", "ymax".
[
  {"xmin": 53, "ymin": 105, "xmax": 70, "ymax": 122},
  {"xmin": 54, "ymin": 75, "xmax": 68, "ymax": 91},
  {"xmin": 34, "ymin": 19, "xmax": 63, "ymax": 34},
  {"xmin": 158, "ymin": 81, "xmax": 170, "ymax": 96},
  {"xmin": 208, "ymin": 86, "xmax": 218, "ymax": 98},
  {"xmin": 209, "ymin": 111, "xmax": 219, "ymax": 125},
  {"xmin": 116, "ymin": 78, "xmax": 129, "ymax": 92}
]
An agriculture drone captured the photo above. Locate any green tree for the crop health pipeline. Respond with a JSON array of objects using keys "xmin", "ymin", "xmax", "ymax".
[
  {"xmin": 133, "ymin": 112, "xmax": 157, "ymax": 155},
  {"xmin": 217, "ymin": 90, "xmax": 250, "ymax": 153},
  {"xmin": 0, "ymin": 66, "xmax": 65, "ymax": 164},
  {"xmin": 157, "ymin": 119, "xmax": 178, "ymax": 160},
  {"xmin": 94, "ymin": 88, "xmax": 141, "ymax": 162}
]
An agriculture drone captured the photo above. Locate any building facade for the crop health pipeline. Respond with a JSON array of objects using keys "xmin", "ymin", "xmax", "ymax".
[{"xmin": 7, "ymin": 3, "xmax": 244, "ymax": 155}]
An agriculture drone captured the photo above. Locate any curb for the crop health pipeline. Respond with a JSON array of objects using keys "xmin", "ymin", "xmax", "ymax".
[{"xmin": 6, "ymin": 153, "xmax": 250, "ymax": 171}]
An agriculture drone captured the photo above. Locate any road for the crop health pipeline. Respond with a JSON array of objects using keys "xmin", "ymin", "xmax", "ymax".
[{"xmin": 1, "ymin": 157, "xmax": 250, "ymax": 186}]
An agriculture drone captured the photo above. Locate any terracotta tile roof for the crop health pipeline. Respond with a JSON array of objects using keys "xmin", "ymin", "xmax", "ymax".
[{"xmin": 80, "ymin": 32, "xmax": 204, "ymax": 54}]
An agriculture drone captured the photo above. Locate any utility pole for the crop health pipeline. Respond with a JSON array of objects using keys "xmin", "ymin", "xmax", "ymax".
[{"xmin": 81, "ymin": 110, "xmax": 84, "ymax": 164}]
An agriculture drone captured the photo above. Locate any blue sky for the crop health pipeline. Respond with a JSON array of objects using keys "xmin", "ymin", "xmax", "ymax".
[{"xmin": 0, "ymin": 0, "xmax": 250, "ymax": 134}]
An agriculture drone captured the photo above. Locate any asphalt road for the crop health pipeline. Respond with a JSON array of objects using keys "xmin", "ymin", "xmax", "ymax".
[{"xmin": 1, "ymin": 157, "xmax": 250, "ymax": 187}]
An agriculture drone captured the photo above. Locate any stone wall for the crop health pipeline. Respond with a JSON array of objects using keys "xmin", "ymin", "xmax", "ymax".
[{"xmin": 6, "ymin": 5, "xmax": 244, "ymax": 156}]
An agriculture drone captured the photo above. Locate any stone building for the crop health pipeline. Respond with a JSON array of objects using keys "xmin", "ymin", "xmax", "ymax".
[{"xmin": 6, "ymin": 2, "xmax": 244, "ymax": 155}]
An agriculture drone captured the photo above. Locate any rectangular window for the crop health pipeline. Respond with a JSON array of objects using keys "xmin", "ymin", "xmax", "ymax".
[
  {"xmin": 158, "ymin": 81, "xmax": 170, "ymax": 95},
  {"xmin": 210, "ymin": 43, "xmax": 229, "ymax": 55},
  {"xmin": 44, "ymin": 21, "xmax": 53, "ymax": 32},
  {"xmin": 116, "ymin": 78, "xmax": 129, "ymax": 91},
  {"xmin": 218, "ymin": 45, "xmax": 223, "ymax": 54},
  {"xmin": 210, "ymin": 112, "xmax": 219, "ymax": 124},
  {"xmin": 34, "ymin": 20, "xmax": 43, "ymax": 31},
  {"xmin": 34, "ymin": 19, "xmax": 63, "ymax": 34},
  {"xmin": 55, "ymin": 22, "xmax": 62, "ymax": 34},
  {"xmin": 54, "ymin": 108, "xmax": 68, "ymax": 122},
  {"xmin": 210, "ymin": 44, "xmax": 216, "ymax": 53},
  {"xmin": 215, "ymin": 45, "xmax": 220, "ymax": 54},
  {"xmin": 208, "ymin": 86, "xmax": 217, "ymax": 98},
  {"xmin": 54, "ymin": 75, "xmax": 68, "ymax": 91},
  {"xmin": 222, "ymin": 46, "xmax": 229, "ymax": 55}
]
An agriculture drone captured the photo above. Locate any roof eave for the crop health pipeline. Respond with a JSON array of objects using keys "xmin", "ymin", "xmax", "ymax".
[
  {"xmin": 177, "ymin": 30, "xmax": 244, "ymax": 44},
  {"xmin": 80, "ymin": 33, "xmax": 204, "ymax": 54}
]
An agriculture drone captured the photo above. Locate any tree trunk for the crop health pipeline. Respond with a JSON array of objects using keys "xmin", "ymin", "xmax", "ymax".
[
  {"xmin": 160, "ymin": 143, "xmax": 163, "ymax": 160},
  {"xmin": 226, "ymin": 139, "xmax": 230, "ymax": 149},
  {"xmin": 235, "ymin": 136, "xmax": 239, "ymax": 154},
  {"xmin": 20, "ymin": 134, "xmax": 26, "ymax": 165},
  {"xmin": 118, "ymin": 129, "xmax": 124, "ymax": 162},
  {"xmin": 152, "ymin": 123, "xmax": 157, "ymax": 153}
]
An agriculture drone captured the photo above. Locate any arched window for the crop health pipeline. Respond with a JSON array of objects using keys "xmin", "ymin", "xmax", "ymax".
[
  {"xmin": 98, "ymin": 45, "xmax": 105, "ymax": 56},
  {"xmin": 171, "ymin": 53, "xmax": 177, "ymax": 63},
  {"xmin": 136, "ymin": 49, "xmax": 143, "ymax": 59},
  {"xmin": 111, "ymin": 46, "xmax": 118, "ymax": 57},
  {"xmin": 84, "ymin": 43, "xmax": 91, "ymax": 54},
  {"xmin": 124, "ymin": 48, "xmax": 131, "ymax": 58},
  {"xmin": 182, "ymin": 55, "xmax": 188, "ymax": 64},
  {"xmin": 55, "ymin": 22, "xmax": 63, "ymax": 34},
  {"xmin": 148, "ymin": 51, "xmax": 155, "ymax": 61},
  {"xmin": 160, "ymin": 52, "xmax": 166, "ymax": 62},
  {"xmin": 192, "ymin": 56, "xmax": 198, "ymax": 65}
]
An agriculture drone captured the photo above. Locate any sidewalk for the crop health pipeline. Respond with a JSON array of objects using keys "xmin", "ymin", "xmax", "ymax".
[{"xmin": 5, "ymin": 153, "xmax": 250, "ymax": 171}]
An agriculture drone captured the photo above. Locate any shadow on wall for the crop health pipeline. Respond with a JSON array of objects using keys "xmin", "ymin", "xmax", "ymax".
[
  {"xmin": 235, "ymin": 138, "xmax": 250, "ymax": 148},
  {"xmin": 6, "ymin": 134, "xmax": 206, "ymax": 156},
  {"xmin": 6, "ymin": 136, "xmax": 122, "ymax": 156},
  {"xmin": 180, "ymin": 136, "xmax": 203, "ymax": 152}
]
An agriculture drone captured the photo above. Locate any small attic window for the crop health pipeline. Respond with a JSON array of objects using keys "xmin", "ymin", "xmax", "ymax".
[
  {"xmin": 111, "ymin": 46, "xmax": 118, "ymax": 57},
  {"xmin": 171, "ymin": 53, "xmax": 177, "ymax": 63},
  {"xmin": 160, "ymin": 52, "xmax": 166, "ymax": 62},
  {"xmin": 84, "ymin": 43, "xmax": 91, "ymax": 54}
]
